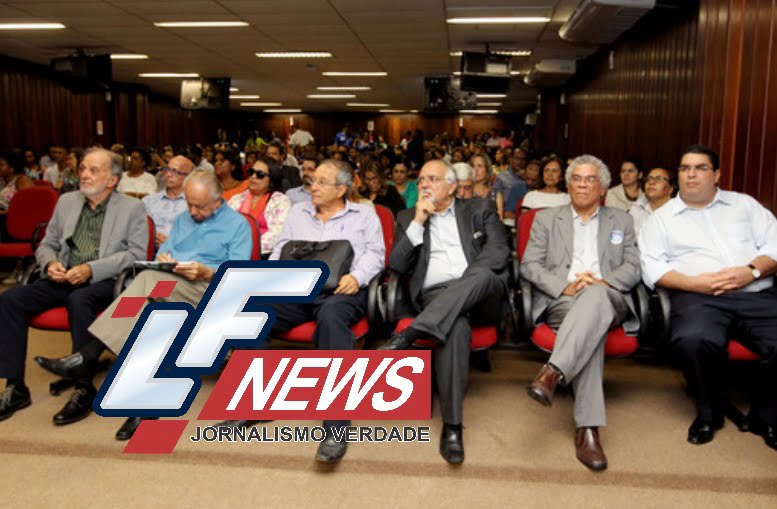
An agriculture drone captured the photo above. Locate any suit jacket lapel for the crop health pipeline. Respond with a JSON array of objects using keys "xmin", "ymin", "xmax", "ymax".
[
  {"xmin": 99, "ymin": 192, "xmax": 118, "ymax": 258},
  {"xmin": 557, "ymin": 206, "xmax": 574, "ymax": 261},
  {"xmin": 62, "ymin": 195, "xmax": 83, "ymax": 243},
  {"xmin": 454, "ymin": 199, "xmax": 474, "ymax": 263}
]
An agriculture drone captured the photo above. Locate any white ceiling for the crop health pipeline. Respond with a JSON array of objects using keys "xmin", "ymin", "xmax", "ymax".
[{"xmin": 0, "ymin": 0, "xmax": 599, "ymax": 112}]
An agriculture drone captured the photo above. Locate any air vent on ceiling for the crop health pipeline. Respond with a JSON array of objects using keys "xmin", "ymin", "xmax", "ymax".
[
  {"xmin": 559, "ymin": 0, "xmax": 656, "ymax": 45},
  {"xmin": 523, "ymin": 60, "xmax": 576, "ymax": 88}
]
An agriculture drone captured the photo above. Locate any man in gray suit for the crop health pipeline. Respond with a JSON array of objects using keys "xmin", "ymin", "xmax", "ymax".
[
  {"xmin": 379, "ymin": 159, "xmax": 510, "ymax": 464},
  {"xmin": 521, "ymin": 154, "xmax": 641, "ymax": 471},
  {"xmin": 0, "ymin": 148, "xmax": 148, "ymax": 424}
]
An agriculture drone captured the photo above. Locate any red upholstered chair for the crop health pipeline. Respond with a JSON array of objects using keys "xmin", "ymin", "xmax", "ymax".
[
  {"xmin": 516, "ymin": 208, "xmax": 648, "ymax": 356},
  {"xmin": 0, "ymin": 186, "xmax": 59, "ymax": 266},
  {"xmin": 33, "ymin": 180, "xmax": 54, "ymax": 187},
  {"xmin": 274, "ymin": 205, "xmax": 394, "ymax": 344},
  {"xmin": 239, "ymin": 212, "xmax": 262, "ymax": 260}
]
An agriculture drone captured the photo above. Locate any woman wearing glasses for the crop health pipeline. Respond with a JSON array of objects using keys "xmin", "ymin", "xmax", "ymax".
[
  {"xmin": 605, "ymin": 157, "xmax": 645, "ymax": 212},
  {"xmin": 629, "ymin": 167, "xmax": 675, "ymax": 234},
  {"xmin": 227, "ymin": 158, "xmax": 291, "ymax": 256}
]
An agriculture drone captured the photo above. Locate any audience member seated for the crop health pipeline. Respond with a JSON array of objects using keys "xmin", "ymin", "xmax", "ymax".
[
  {"xmin": 379, "ymin": 160, "xmax": 510, "ymax": 464},
  {"xmin": 629, "ymin": 167, "xmax": 674, "ymax": 234},
  {"xmin": 286, "ymin": 157, "xmax": 316, "ymax": 204},
  {"xmin": 214, "ymin": 150, "xmax": 249, "ymax": 201},
  {"xmin": 142, "ymin": 155, "xmax": 193, "ymax": 248},
  {"xmin": 266, "ymin": 142, "xmax": 303, "ymax": 192},
  {"xmin": 494, "ymin": 149, "xmax": 529, "ymax": 219},
  {"xmin": 493, "ymin": 148, "xmax": 510, "ymax": 174},
  {"xmin": 0, "ymin": 151, "xmax": 34, "ymax": 211},
  {"xmin": 390, "ymin": 161, "xmax": 418, "ymax": 209},
  {"xmin": 452, "ymin": 162, "xmax": 475, "ymax": 200},
  {"xmin": 190, "ymin": 146, "xmax": 214, "ymax": 172},
  {"xmin": 471, "ymin": 153, "xmax": 496, "ymax": 201},
  {"xmin": 228, "ymin": 158, "xmax": 291, "ymax": 256},
  {"xmin": 525, "ymin": 159, "xmax": 541, "ymax": 190},
  {"xmin": 0, "ymin": 149, "xmax": 148, "ymax": 424},
  {"xmin": 606, "ymin": 157, "xmax": 645, "ymax": 212},
  {"xmin": 35, "ymin": 170, "xmax": 251, "ymax": 440},
  {"xmin": 117, "ymin": 148, "xmax": 158, "ymax": 198},
  {"xmin": 42, "ymin": 144, "xmax": 68, "ymax": 185},
  {"xmin": 522, "ymin": 155, "xmax": 641, "ymax": 471},
  {"xmin": 520, "ymin": 156, "xmax": 571, "ymax": 211},
  {"xmin": 23, "ymin": 149, "xmax": 41, "ymax": 180},
  {"xmin": 361, "ymin": 162, "xmax": 406, "ymax": 216},
  {"xmin": 639, "ymin": 144, "xmax": 777, "ymax": 451},
  {"xmin": 221, "ymin": 159, "xmax": 384, "ymax": 464},
  {"xmin": 242, "ymin": 150, "xmax": 258, "ymax": 178}
]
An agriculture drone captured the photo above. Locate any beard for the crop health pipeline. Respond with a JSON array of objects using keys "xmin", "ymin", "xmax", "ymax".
[{"xmin": 80, "ymin": 179, "xmax": 108, "ymax": 198}]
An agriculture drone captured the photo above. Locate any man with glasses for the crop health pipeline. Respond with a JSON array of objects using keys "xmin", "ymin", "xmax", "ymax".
[
  {"xmin": 379, "ymin": 160, "xmax": 510, "ymax": 464},
  {"xmin": 34, "ymin": 170, "xmax": 252, "ymax": 441},
  {"xmin": 220, "ymin": 159, "xmax": 384, "ymax": 464},
  {"xmin": 142, "ymin": 156, "xmax": 193, "ymax": 247},
  {"xmin": 639, "ymin": 144, "xmax": 777, "ymax": 451},
  {"xmin": 521, "ymin": 154, "xmax": 641, "ymax": 471}
]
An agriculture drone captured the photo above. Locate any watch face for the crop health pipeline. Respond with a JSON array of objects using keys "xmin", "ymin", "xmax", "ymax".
[{"xmin": 753, "ymin": 268, "xmax": 762, "ymax": 279}]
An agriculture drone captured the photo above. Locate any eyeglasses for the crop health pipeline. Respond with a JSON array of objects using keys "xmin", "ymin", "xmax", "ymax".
[
  {"xmin": 162, "ymin": 167, "xmax": 191, "ymax": 177},
  {"xmin": 247, "ymin": 169, "xmax": 269, "ymax": 179},
  {"xmin": 678, "ymin": 164, "xmax": 712, "ymax": 172},
  {"xmin": 570, "ymin": 175, "xmax": 600, "ymax": 184},
  {"xmin": 312, "ymin": 178, "xmax": 342, "ymax": 188},
  {"xmin": 417, "ymin": 175, "xmax": 446, "ymax": 185},
  {"xmin": 645, "ymin": 176, "xmax": 670, "ymax": 184}
]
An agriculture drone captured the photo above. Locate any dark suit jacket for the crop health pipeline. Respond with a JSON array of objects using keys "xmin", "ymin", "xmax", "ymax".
[{"xmin": 390, "ymin": 197, "xmax": 510, "ymax": 304}]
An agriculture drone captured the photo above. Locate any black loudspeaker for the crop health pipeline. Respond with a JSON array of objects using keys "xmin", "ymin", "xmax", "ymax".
[
  {"xmin": 460, "ymin": 52, "xmax": 511, "ymax": 93},
  {"xmin": 180, "ymin": 78, "xmax": 231, "ymax": 110},
  {"xmin": 50, "ymin": 54, "xmax": 112, "ymax": 91}
]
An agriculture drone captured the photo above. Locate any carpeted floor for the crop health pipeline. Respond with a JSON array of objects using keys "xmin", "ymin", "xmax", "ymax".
[{"xmin": 1, "ymin": 326, "xmax": 776, "ymax": 509}]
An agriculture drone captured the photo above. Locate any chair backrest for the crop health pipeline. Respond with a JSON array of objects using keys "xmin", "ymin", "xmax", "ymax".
[
  {"xmin": 240, "ymin": 212, "xmax": 261, "ymax": 260},
  {"xmin": 374, "ymin": 205, "xmax": 395, "ymax": 266},
  {"xmin": 33, "ymin": 180, "xmax": 53, "ymax": 187},
  {"xmin": 145, "ymin": 216, "xmax": 156, "ymax": 260},
  {"xmin": 6, "ymin": 187, "xmax": 59, "ymax": 241},
  {"xmin": 514, "ymin": 196, "xmax": 524, "ymax": 218},
  {"xmin": 516, "ymin": 208, "xmax": 541, "ymax": 261}
]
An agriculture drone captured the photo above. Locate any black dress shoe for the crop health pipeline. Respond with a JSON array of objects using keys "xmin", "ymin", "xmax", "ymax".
[
  {"xmin": 116, "ymin": 417, "xmax": 158, "ymax": 441},
  {"xmin": 377, "ymin": 331, "xmax": 416, "ymax": 351},
  {"xmin": 53, "ymin": 385, "xmax": 96, "ymax": 425},
  {"xmin": 439, "ymin": 423, "xmax": 464, "ymax": 464},
  {"xmin": 0, "ymin": 384, "xmax": 31, "ymax": 421},
  {"xmin": 315, "ymin": 430, "xmax": 348, "ymax": 463},
  {"xmin": 687, "ymin": 416, "xmax": 724, "ymax": 445},
  {"xmin": 35, "ymin": 353, "xmax": 93, "ymax": 380},
  {"xmin": 744, "ymin": 416, "xmax": 777, "ymax": 451}
]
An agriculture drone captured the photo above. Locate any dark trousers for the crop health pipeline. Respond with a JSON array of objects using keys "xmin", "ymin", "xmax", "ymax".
[
  {"xmin": 669, "ymin": 287, "xmax": 777, "ymax": 425},
  {"xmin": 413, "ymin": 270, "xmax": 505, "ymax": 425},
  {"xmin": 0, "ymin": 278, "xmax": 115, "ymax": 379},
  {"xmin": 267, "ymin": 289, "xmax": 367, "ymax": 432}
]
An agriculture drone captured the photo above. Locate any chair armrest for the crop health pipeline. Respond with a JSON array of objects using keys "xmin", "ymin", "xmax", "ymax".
[
  {"xmin": 31, "ymin": 221, "xmax": 48, "ymax": 252},
  {"xmin": 656, "ymin": 287, "xmax": 671, "ymax": 342},
  {"xmin": 366, "ymin": 269, "xmax": 386, "ymax": 329},
  {"xmin": 519, "ymin": 277, "xmax": 534, "ymax": 336},
  {"xmin": 114, "ymin": 265, "xmax": 148, "ymax": 299},
  {"xmin": 632, "ymin": 283, "xmax": 650, "ymax": 339},
  {"xmin": 21, "ymin": 262, "xmax": 41, "ymax": 286},
  {"xmin": 385, "ymin": 270, "xmax": 401, "ymax": 324}
]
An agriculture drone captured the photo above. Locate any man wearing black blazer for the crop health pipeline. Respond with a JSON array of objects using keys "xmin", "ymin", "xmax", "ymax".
[{"xmin": 379, "ymin": 159, "xmax": 510, "ymax": 464}]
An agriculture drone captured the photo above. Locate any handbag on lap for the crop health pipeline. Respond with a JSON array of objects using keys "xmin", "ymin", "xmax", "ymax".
[{"xmin": 279, "ymin": 240, "xmax": 354, "ymax": 292}]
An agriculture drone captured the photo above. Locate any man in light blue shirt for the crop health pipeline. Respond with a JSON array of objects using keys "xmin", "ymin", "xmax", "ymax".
[
  {"xmin": 35, "ymin": 170, "xmax": 251, "ymax": 441},
  {"xmin": 142, "ymin": 155, "xmax": 192, "ymax": 247},
  {"xmin": 639, "ymin": 144, "xmax": 777, "ymax": 450},
  {"xmin": 285, "ymin": 157, "xmax": 316, "ymax": 204}
]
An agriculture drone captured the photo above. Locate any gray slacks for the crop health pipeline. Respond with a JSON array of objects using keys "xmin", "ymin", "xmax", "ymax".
[{"xmin": 544, "ymin": 284, "xmax": 629, "ymax": 428}]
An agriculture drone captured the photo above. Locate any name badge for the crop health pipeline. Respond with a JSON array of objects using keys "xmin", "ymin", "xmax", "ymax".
[{"xmin": 610, "ymin": 230, "xmax": 624, "ymax": 245}]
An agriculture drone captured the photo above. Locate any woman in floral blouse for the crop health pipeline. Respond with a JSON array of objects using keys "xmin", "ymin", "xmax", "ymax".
[{"xmin": 227, "ymin": 158, "xmax": 291, "ymax": 256}]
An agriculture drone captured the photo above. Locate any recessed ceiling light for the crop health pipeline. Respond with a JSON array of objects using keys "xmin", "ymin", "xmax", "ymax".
[
  {"xmin": 452, "ymin": 71, "xmax": 462, "ymax": 76},
  {"xmin": 410, "ymin": 110, "xmax": 419, "ymax": 113},
  {"xmin": 446, "ymin": 17, "xmax": 550, "ymax": 24},
  {"xmin": 264, "ymin": 108, "xmax": 301, "ymax": 113},
  {"xmin": 0, "ymin": 23, "xmax": 65, "ymax": 30},
  {"xmin": 256, "ymin": 52, "xmax": 332, "ymax": 58},
  {"xmin": 138, "ymin": 73, "xmax": 199, "ymax": 78},
  {"xmin": 379, "ymin": 109, "xmax": 405, "ymax": 113},
  {"xmin": 154, "ymin": 21, "xmax": 249, "ymax": 28},
  {"xmin": 230, "ymin": 87, "xmax": 239, "ymax": 92},
  {"xmin": 110, "ymin": 54, "xmax": 148, "ymax": 60},
  {"xmin": 230, "ymin": 95, "xmax": 260, "ymax": 99},
  {"xmin": 475, "ymin": 94, "xmax": 507, "ymax": 98},
  {"xmin": 316, "ymin": 86, "xmax": 371, "ymax": 91},
  {"xmin": 509, "ymin": 71, "xmax": 526, "ymax": 75},
  {"xmin": 495, "ymin": 50, "xmax": 531, "ymax": 56},
  {"xmin": 460, "ymin": 109, "xmax": 499, "ymax": 114},
  {"xmin": 477, "ymin": 102, "xmax": 502, "ymax": 107},
  {"xmin": 241, "ymin": 102, "xmax": 282, "ymax": 107},
  {"xmin": 307, "ymin": 94, "xmax": 356, "ymax": 99},
  {"xmin": 347, "ymin": 102, "xmax": 389, "ymax": 107},
  {"xmin": 323, "ymin": 72, "xmax": 387, "ymax": 77}
]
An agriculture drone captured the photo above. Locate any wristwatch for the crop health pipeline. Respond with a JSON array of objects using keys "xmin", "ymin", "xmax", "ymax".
[{"xmin": 748, "ymin": 263, "xmax": 761, "ymax": 280}]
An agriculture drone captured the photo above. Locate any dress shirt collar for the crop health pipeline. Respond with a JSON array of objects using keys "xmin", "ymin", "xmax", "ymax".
[
  {"xmin": 301, "ymin": 199, "xmax": 360, "ymax": 220},
  {"xmin": 433, "ymin": 198, "xmax": 456, "ymax": 218},
  {"xmin": 670, "ymin": 188, "xmax": 733, "ymax": 215},
  {"xmin": 571, "ymin": 204, "xmax": 600, "ymax": 223}
]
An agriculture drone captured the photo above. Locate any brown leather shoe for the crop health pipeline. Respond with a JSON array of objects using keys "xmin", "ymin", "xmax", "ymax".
[
  {"xmin": 526, "ymin": 363, "xmax": 563, "ymax": 406},
  {"xmin": 575, "ymin": 427, "xmax": 607, "ymax": 471}
]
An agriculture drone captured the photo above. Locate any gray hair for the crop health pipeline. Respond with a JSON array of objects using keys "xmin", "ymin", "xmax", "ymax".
[
  {"xmin": 565, "ymin": 154, "xmax": 611, "ymax": 189},
  {"xmin": 184, "ymin": 169, "xmax": 222, "ymax": 201},
  {"xmin": 319, "ymin": 159, "xmax": 354, "ymax": 197},
  {"xmin": 424, "ymin": 159, "xmax": 457, "ymax": 184},
  {"xmin": 84, "ymin": 147, "xmax": 124, "ymax": 183},
  {"xmin": 452, "ymin": 162, "xmax": 474, "ymax": 182}
]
